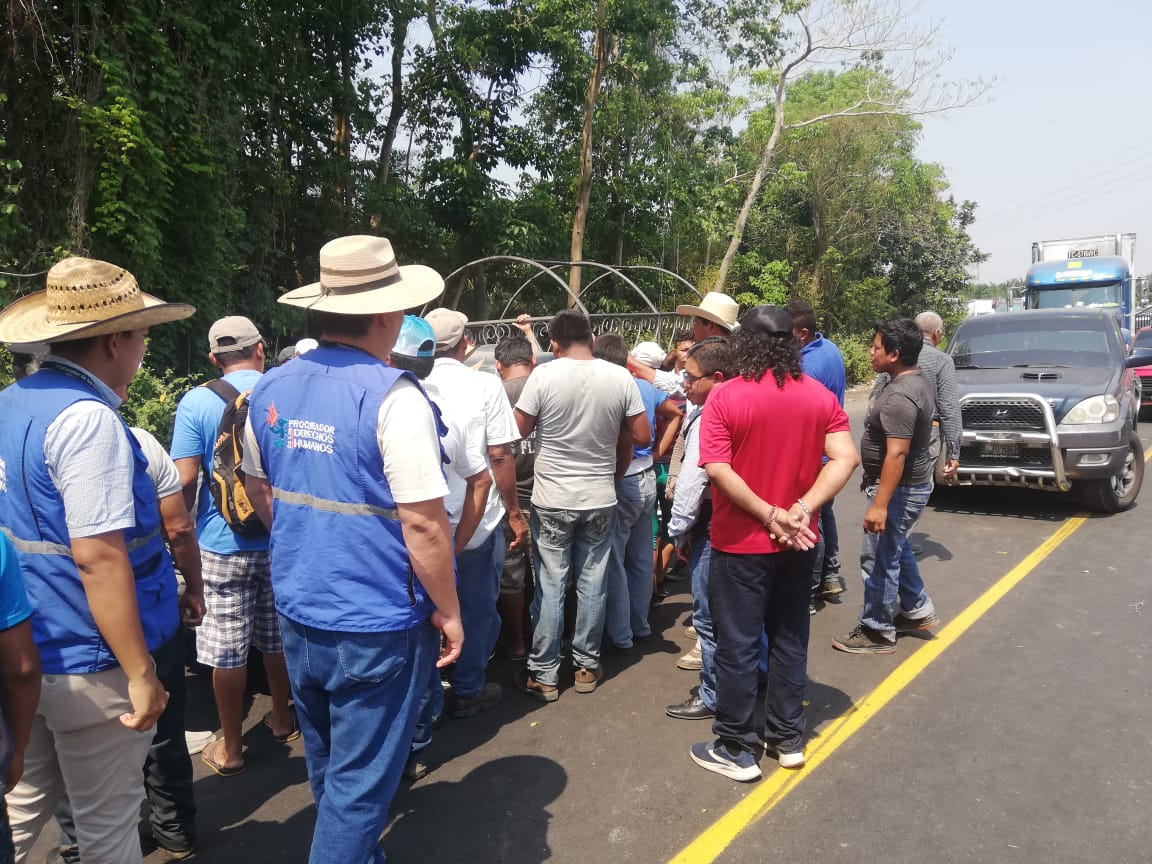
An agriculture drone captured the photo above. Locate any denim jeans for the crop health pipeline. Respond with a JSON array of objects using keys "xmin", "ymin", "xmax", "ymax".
[
  {"xmin": 687, "ymin": 527, "xmax": 717, "ymax": 711},
  {"xmin": 529, "ymin": 505, "xmax": 615, "ymax": 686},
  {"xmin": 279, "ymin": 615, "xmax": 437, "ymax": 864},
  {"xmin": 810, "ymin": 497, "xmax": 841, "ymax": 593},
  {"xmin": 859, "ymin": 481, "xmax": 935, "ymax": 638},
  {"xmin": 450, "ymin": 530, "xmax": 504, "ymax": 699},
  {"xmin": 605, "ymin": 470, "xmax": 657, "ymax": 648},
  {"xmin": 709, "ymin": 547, "xmax": 815, "ymax": 755}
]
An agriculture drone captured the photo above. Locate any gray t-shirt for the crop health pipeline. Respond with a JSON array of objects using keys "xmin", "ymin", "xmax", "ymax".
[
  {"xmin": 861, "ymin": 371, "xmax": 936, "ymax": 485},
  {"xmin": 502, "ymin": 374, "xmax": 537, "ymax": 506},
  {"xmin": 515, "ymin": 357, "xmax": 645, "ymax": 510}
]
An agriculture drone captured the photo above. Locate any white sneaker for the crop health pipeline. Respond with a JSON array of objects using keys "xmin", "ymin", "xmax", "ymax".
[
  {"xmin": 683, "ymin": 625, "xmax": 697, "ymax": 641},
  {"xmin": 184, "ymin": 730, "xmax": 216, "ymax": 756},
  {"xmin": 677, "ymin": 644, "xmax": 703, "ymax": 671}
]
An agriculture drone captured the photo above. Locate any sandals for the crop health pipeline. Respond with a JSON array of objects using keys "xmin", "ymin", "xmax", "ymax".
[
  {"xmin": 262, "ymin": 708, "xmax": 301, "ymax": 743},
  {"xmin": 200, "ymin": 739, "xmax": 245, "ymax": 777}
]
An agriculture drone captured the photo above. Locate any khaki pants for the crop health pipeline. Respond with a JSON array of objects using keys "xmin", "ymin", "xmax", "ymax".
[{"xmin": 8, "ymin": 667, "xmax": 153, "ymax": 864}]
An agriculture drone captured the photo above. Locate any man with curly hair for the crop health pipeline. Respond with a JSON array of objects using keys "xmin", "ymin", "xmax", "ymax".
[{"xmin": 689, "ymin": 305, "xmax": 858, "ymax": 782}]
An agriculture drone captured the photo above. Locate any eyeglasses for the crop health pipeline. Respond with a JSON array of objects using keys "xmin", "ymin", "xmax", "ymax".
[{"xmin": 682, "ymin": 370, "xmax": 708, "ymax": 385}]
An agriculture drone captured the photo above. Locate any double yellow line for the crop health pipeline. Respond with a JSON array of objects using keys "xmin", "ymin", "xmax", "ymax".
[{"xmin": 670, "ymin": 444, "xmax": 1152, "ymax": 863}]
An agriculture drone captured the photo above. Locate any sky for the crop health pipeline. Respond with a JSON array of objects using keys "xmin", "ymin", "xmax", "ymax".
[{"xmin": 910, "ymin": 0, "xmax": 1152, "ymax": 282}]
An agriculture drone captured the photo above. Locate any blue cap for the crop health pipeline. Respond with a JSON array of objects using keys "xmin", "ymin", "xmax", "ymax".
[{"xmin": 393, "ymin": 314, "xmax": 435, "ymax": 359}]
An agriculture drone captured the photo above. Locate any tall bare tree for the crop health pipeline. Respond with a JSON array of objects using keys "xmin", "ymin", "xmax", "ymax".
[{"xmin": 712, "ymin": 0, "xmax": 991, "ymax": 293}]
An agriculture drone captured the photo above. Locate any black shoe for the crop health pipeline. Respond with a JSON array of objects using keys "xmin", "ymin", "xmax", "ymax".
[
  {"xmin": 404, "ymin": 753, "xmax": 429, "ymax": 781},
  {"xmin": 603, "ymin": 641, "xmax": 634, "ymax": 656},
  {"xmin": 666, "ymin": 694, "xmax": 715, "ymax": 720}
]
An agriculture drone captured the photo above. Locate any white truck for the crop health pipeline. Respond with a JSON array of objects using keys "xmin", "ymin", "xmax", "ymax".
[{"xmin": 1027, "ymin": 233, "xmax": 1137, "ymax": 336}]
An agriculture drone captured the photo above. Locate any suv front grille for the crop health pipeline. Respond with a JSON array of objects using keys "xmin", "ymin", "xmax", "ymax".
[{"xmin": 961, "ymin": 400, "xmax": 1046, "ymax": 431}]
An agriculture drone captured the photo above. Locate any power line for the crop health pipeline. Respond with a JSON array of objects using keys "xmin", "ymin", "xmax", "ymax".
[{"xmin": 975, "ymin": 169, "xmax": 1152, "ymax": 236}]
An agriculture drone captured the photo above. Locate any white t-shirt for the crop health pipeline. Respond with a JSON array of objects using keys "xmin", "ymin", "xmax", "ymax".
[
  {"xmin": 425, "ymin": 358, "xmax": 520, "ymax": 550},
  {"xmin": 515, "ymin": 357, "xmax": 646, "ymax": 510},
  {"xmin": 131, "ymin": 427, "xmax": 183, "ymax": 499},
  {"xmin": 243, "ymin": 377, "xmax": 449, "ymax": 504},
  {"xmin": 430, "ymin": 393, "xmax": 490, "ymax": 538}
]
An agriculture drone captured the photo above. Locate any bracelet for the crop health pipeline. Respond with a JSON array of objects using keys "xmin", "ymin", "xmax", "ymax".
[
  {"xmin": 795, "ymin": 499, "xmax": 813, "ymax": 518},
  {"xmin": 763, "ymin": 505, "xmax": 778, "ymax": 529}
]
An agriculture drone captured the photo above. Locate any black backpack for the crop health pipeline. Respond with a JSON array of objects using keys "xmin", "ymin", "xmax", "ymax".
[{"xmin": 201, "ymin": 379, "xmax": 268, "ymax": 537}]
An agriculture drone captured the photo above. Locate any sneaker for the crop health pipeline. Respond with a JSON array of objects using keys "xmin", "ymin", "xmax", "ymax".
[
  {"xmin": 819, "ymin": 574, "xmax": 844, "ymax": 597},
  {"xmin": 763, "ymin": 742, "xmax": 806, "ymax": 769},
  {"xmin": 603, "ymin": 641, "xmax": 634, "ymax": 657},
  {"xmin": 450, "ymin": 681, "xmax": 503, "ymax": 718},
  {"xmin": 403, "ymin": 753, "xmax": 429, "ymax": 781},
  {"xmin": 894, "ymin": 610, "xmax": 941, "ymax": 632},
  {"xmin": 573, "ymin": 666, "xmax": 603, "ymax": 693},
  {"xmin": 683, "ymin": 625, "xmax": 697, "ymax": 641},
  {"xmin": 832, "ymin": 624, "xmax": 896, "ymax": 654},
  {"xmin": 184, "ymin": 729, "xmax": 215, "ymax": 756},
  {"xmin": 809, "ymin": 601, "xmax": 818, "ymax": 616},
  {"xmin": 515, "ymin": 667, "xmax": 559, "ymax": 703},
  {"xmin": 676, "ymin": 644, "xmax": 703, "ymax": 671},
  {"xmin": 689, "ymin": 741, "xmax": 761, "ymax": 782},
  {"xmin": 666, "ymin": 695, "xmax": 715, "ymax": 721}
]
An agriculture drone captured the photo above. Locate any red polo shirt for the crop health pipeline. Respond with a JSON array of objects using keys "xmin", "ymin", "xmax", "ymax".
[{"xmin": 699, "ymin": 372, "xmax": 850, "ymax": 554}]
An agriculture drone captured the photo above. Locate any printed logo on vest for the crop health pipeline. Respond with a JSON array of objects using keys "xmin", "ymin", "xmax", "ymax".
[
  {"xmin": 0, "ymin": 456, "xmax": 6, "ymax": 493},
  {"xmin": 267, "ymin": 402, "xmax": 335, "ymax": 455}
]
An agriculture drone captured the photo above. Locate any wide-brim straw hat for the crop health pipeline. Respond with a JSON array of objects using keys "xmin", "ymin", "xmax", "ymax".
[
  {"xmin": 675, "ymin": 291, "xmax": 740, "ymax": 331},
  {"xmin": 0, "ymin": 257, "xmax": 195, "ymax": 345},
  {"xmin": 280, "ymin": 235, "xmax": 444, "ymax": 315}
]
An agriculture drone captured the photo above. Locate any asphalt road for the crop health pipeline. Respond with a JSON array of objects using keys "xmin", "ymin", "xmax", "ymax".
[{"xmin": 30, "ymin": 388, "xmax": 1152, "ymax": 864}]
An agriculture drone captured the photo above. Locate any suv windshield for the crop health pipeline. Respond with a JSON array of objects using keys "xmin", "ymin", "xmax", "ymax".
[{"xmin": 950, "ymin": 317, "xmax": 1114, "ymax": 368}]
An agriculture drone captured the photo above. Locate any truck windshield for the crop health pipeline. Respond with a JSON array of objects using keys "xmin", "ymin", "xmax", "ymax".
[
  {"xmin": 1027, "ymin": 281, "xmax": 1123, "ymax": 310},
  {"xmin": 950, "ymin": 318, "xmax": 1114, "ymax": 368}
]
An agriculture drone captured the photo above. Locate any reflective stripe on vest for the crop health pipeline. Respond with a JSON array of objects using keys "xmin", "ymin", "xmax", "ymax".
[
  {"xmin": 272, "ymin": 487, "xmax": 399, "ymax": 521},
  {"xmin": 0, "ymin": 526, "xmax": 162, "ymax": 558}
]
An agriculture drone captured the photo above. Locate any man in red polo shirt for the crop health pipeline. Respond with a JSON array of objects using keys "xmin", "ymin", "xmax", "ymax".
[{"xmin": 689, "ymin": 305, "xmax": 859, "ymax": 782}]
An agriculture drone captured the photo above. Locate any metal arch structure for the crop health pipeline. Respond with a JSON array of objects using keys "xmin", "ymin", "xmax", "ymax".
[
  {"xmin": 442, "ymin": 256, "xmax": 588, "ymax": 316},
  {"xmin": 441, "ymin": 256, "xmax": 701, "ymax": 346}
]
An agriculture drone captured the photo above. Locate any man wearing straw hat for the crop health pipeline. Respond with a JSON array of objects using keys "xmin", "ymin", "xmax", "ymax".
[
  {"xmin": 627, "ymin": 291, "xmax": 740, "ymax": 397},
  {"xmin": 0, "ymin": 257, "xmax": 193, "ymax": 863},
  {"xmin": 241, "ymin": 235, "xmax": 463, "ymax": 864}
]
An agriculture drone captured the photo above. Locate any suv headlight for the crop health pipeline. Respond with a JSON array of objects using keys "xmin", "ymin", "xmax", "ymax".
[{"xmin": 1062, "ymin": 395, "xmax": 1120, "ymax": 424}]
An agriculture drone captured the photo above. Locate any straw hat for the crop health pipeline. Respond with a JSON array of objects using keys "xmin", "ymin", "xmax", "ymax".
[
  {"xmin": 279, "ymin": 235, "xmax": 444, "ymax": 314},
  {"xmin": 0, "ymin": 257, "xmax": 195, "ymax": 345},
  {"xmin": 675, "ymin": 291, "xmax": 740, "ymax": 331}
]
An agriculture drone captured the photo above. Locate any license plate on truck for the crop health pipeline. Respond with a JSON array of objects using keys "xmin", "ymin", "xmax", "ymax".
[{"xmin": 979, "ymin": 442, "xmax": 1018, "ymax": 459}]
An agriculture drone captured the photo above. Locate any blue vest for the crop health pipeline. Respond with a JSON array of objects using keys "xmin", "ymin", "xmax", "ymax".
[
  {"xmin": 0, "ymin": 369, "xmax": 179, "ymax": 674},
  {"xmin": 248, "ymin": 344, "xmax": 437, "ymax": 632}
]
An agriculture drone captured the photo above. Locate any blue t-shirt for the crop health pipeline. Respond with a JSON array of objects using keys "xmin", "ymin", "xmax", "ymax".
[
  {"xmin": 0, "ymin": 532, "xmax": 32, "ymax": 631},
  {"xmin": 800, "ymin": 334, "xmax": 847, "ymax": 407},
  {"xmin": 170, "ymin": 369, "xmax": 269, "ymax": 554},
  {"xmin": 633, "ymin": 379, "xmax": 668, "ymax": 459}
]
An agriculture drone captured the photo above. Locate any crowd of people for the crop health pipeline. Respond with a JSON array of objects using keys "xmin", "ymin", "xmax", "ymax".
[{"xmin": 0, "ymin": 234, "xmax": 963, "ymax": 862}]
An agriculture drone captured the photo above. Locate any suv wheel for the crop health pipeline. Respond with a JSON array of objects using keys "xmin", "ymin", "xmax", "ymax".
[{"xmin": 1077, "ymin": 430, "xmax": 1145, "ymax": 513}]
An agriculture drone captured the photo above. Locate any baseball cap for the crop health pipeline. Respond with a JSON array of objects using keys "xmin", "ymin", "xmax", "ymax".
[
  {"xmin": 208, "ymin": 316, "xmax": 263, "ymax": 354},
  {"xmin": 631, "ymin": 341, "xmax": 666, "ymax": 369},
  {"xmin": 295, "ymin": 337, "xmax": 319, "ymax": 356},
  {"xmin": 276, "ymin": 345, "xmax": 298, "ymax": 364},
  {"xmin": 424, "ymin": 308, "xmax": 469, "ymax": 352},
  {"xmin": 735, "ymin": 305, "xmax": 793, "ymax": 338},
  {"xmin": 393, "ymin": 315, "xmax": 436, "ymax": 359}
]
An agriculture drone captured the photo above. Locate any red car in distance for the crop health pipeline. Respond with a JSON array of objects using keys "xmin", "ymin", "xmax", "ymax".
[{"xmin": 1129, "ymin": 327, "xmax": 1152, "ymax": 417}]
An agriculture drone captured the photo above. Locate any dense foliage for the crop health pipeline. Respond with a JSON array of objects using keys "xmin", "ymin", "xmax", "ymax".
[{"xmin": 2, "ymin": 0, "xmax": 985, "ymax": 387}]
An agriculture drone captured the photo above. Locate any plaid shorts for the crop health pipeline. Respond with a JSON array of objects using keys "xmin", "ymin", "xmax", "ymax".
[{"xmin": 196, "ymin": 549, "xmax": 282, "ymax": 669}]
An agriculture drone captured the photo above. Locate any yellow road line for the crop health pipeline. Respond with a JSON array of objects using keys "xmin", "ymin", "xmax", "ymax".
[
  {"xmin": 668, "ymin": 445, "xmax": 1152, "ymax": 864},
  {"xmin": 670, "ymin": 443, "xmax": 1152, "ymax": 864}
]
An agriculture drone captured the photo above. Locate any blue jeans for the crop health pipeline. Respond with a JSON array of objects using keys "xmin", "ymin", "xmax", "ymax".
[
  {"xmin": 687, "ymin": 526, "xmax": 717, "ymax": 710},
  {"xmin": 450, "ymin": 530, "xmax": 504, "ymax": 699},
  {"xmin": 279, "ymin": 615, "xmax": 437, "ymax": 864},
  {"xmin": 859, "ymin": 481, "xmax": 935, "ymax": 638},
  {"xmin": 529, "ymin": 505, "xmax": 615, "ymax": 686},
  {"xmin": 709, "ymin": 548, "xmax": 815, "ymax": 754},
  {"xmin": 605, "ymin": 470, "xmax": 657, "ymax": 648},
  {"xmin": 810, "ymin": 497, "xmax": 841, "ymax": 593}
]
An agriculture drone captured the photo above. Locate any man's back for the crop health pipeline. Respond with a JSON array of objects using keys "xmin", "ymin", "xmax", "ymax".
[
  {"xmin": 171, "ymin": 368, "xmax": 267, "ymax": 554},
  {"xmin": 516, "ymin": 357, "xmax": 643, "ymax": 510}
]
